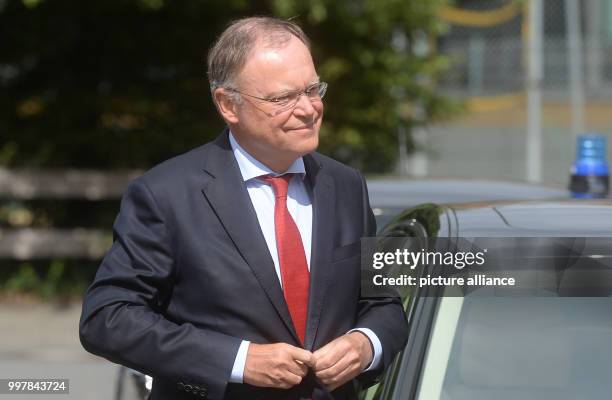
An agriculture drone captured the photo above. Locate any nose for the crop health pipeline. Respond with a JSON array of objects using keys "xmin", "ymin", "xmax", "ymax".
[{"xmin": 293, "ymin": 93, "xmax": 317, "ymax": 118}]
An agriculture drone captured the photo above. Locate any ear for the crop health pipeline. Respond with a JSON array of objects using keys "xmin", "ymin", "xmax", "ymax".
[{"xmin": 213, "ymin": 88, "xmax": 240, "ymax": 124}]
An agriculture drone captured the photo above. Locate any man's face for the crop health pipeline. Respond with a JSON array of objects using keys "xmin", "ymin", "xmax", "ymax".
[{"xmin": 225, "ymin": 35, "xmax": 323, "ymax": 171}]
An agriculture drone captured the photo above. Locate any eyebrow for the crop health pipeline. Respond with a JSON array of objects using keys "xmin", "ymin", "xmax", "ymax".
[{"xmin": 265, "ymin": 78, "xmax": 320, "ymax": 98}]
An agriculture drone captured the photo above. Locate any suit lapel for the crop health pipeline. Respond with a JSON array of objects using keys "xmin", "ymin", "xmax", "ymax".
[
  {"xmin": 303, "ymin": 154, "xmax": 335, "ymax": 350},
  {"xmin": 200, "ymin": 132, "xmax": 300, "ymax": 344}
]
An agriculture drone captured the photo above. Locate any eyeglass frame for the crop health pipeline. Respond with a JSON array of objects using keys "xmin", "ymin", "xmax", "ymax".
[{"xmin": 223, "ymin": 81, "xmax": 328, "ymax": 111}]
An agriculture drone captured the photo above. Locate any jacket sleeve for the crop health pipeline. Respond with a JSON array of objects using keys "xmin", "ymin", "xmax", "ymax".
[
  {"xmin": 79, "ymin": 178, "xmax": 241, "ymax": 400},
  {"xmin": 354, "ymin": 171, "xmax": 408, "ymax": 387}
]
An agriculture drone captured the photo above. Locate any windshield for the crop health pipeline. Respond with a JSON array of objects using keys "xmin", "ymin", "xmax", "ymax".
[{"xmin": 417, "ymin": 296, "xmax": 612, "ymax": 400}]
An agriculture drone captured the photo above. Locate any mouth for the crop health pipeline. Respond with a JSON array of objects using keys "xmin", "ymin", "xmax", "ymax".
[
  {"xmin": 288, "ymin": 120, "xmax": 318, "ymax": 131},
  {"xmin": 286, "ymin": 115, "xmax": 321, "ymax": 133}
]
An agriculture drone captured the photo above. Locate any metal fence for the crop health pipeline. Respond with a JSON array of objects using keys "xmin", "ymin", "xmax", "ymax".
[{"xmin": 412, "ymin": 0, "xmax": 612, "ymax": 185}]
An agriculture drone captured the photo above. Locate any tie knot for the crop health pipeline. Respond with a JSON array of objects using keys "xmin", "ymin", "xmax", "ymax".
[{"xmin": 259, "ymin": 174, "xmax": 293, "ymax": 198}]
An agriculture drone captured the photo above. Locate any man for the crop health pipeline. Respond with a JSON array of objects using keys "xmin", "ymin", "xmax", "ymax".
[{"xmin": 79, "ymin": 17, "xmax": 407, "ymax": 400}]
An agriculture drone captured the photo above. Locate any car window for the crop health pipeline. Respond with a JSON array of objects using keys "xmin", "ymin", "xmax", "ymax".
[
  {"xmin": 416, "ymin": 296, "xmax": 612, "ymax": 400},
  {"xmin": 360, "ymin": 212, "xmax": 438, "ymax": 400}
]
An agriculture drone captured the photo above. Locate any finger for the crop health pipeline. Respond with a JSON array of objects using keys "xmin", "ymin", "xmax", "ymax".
[
  {"xmin": 313, "ymin": 345, "xmax": 342, "ymax": 372},
  {"xmin": 315, "ymin": 357, "xmax": 359, "ymax": 383},
  {"xmin": 311, "ymin": 345, "xmax": 329, "ymax": 361},
  {"xmin": 279, "ymin": 370, "xmax": 303, "ymax": 388},
  {"xmin": 312, "ymin": 338, "xmax": 336, "ymax": 359},
  {"xmin": 289, "ymin": 346, "xmax": 315, "ymax": 367},
  {"xmin": 322, "ymin": 361, "xmax": 356, "ymax": 391},
  {"xmin": 285, "ymin": 360, "xmax": 309, "ymax": 377},
  {"xmin": 315, "ymin": 353, "xmax": 351, "ymax": 381}
]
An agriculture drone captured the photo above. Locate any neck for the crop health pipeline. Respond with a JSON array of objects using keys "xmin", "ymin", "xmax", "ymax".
[
  {"xmin": 230, "ymin": 131, "xmax": 298, "ymax": 174},
  {"xmin": 261, "ymin": 152, "xmax": 302, "ymax": 173}
]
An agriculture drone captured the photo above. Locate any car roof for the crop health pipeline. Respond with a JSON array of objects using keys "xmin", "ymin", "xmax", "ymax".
[
  {"xmin": 366, "ymin": 178, "xmax": 569, "ymax": 208},
  {"xmin": 451, "ymin": 199, "xmax": 612, "ymax": 236}
]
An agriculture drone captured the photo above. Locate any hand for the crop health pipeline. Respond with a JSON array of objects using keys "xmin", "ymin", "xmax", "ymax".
[
  {"xmin": 312, "ymin": 332, "xmax": 373, "ymax": 391},
  {"xmin": 243, "ymin": 343, "xmax": 314, "ymax": 389}
]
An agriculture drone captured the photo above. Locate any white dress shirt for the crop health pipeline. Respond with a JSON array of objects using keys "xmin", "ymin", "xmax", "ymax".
[{"xmin": 228, "ymin": 133, "xmax": 382, "ymax": 383}]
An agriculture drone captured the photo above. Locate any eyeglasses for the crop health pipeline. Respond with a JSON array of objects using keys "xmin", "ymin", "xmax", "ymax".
[{"xmin": 226, "ymin": 82, "xmax": 328, "ymax": 115}]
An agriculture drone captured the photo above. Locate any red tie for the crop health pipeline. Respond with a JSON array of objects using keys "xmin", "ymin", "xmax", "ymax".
[{"xmin": 260, "ymin": 174, "xmax": 310, "ymax": 345}]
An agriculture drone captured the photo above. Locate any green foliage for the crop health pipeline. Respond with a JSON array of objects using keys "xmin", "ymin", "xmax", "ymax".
[
  {"xmin": 0, "ymin": 260, "xmax": 98, "ymax": 299},
  {"xmin": 0, "ymin": 0, "xmax": 456, "ymax": 172},
  {"xmin": 3, "ymin": 263, "xmax": 41, "ymax": 293},
  {"xmin": 271, "ymin": 0, "xmax": 459, "ymax": 171}
]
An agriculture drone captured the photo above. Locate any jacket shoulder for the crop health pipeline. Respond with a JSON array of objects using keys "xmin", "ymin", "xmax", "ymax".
[
  {"xmin": 119, "ymin": 140, "xmax": 220, "ymax": 210},
  {"xmin": 130, "ymin": 141, "xmax": 216, "ymax": 189}
]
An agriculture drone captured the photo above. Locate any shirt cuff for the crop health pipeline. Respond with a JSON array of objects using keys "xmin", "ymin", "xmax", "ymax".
[
  {"xmin": 229, "ymin": 340, "xmax": 250, "ymax": 383},
  {"xmin": 349, "ymin": 328, "xmax": 383, "ymax": 372}
]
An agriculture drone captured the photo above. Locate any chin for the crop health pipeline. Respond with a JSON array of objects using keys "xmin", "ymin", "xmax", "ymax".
[
  {"xmin": 296, "ymin": 135, "xmax": 319, "ymax": 155},
  {"xmin": 283, "ymin": 133, "xmax": 318, "ymax": 156}
]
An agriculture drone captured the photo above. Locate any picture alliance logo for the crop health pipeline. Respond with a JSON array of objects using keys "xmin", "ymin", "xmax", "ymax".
[{"xmin": 371, "ymin": 248, "xmax": 488, "ymax": 270}]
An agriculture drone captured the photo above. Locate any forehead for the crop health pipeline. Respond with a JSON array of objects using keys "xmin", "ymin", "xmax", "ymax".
[{"xmin": 236, "ymin": 36, "xmax": 318, "ymax": 93}]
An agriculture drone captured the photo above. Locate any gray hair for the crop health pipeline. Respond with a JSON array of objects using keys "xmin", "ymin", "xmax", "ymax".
[{"xmin": 206, "ymin": 17, "xmax": 311, "ymax": 101}]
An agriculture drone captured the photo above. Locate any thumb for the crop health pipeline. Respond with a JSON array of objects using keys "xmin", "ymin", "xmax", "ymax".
[{"xmin": 291, "ymin": 346, "xmax": 315, "ymax": 367}]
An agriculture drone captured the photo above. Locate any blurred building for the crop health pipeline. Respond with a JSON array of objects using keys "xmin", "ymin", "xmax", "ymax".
[{"xmin": 414, "ymin": 0, "xmax": 612, "ymax": 185}]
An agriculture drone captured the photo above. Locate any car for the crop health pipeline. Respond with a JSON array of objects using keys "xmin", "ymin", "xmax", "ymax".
[
  {"xmin": 366, "ymin": 178, "xmax": 569, "ymax": 228},
  {"xmin": 362, "ymin": 198, "xmax": 612, "ymax": 400}
]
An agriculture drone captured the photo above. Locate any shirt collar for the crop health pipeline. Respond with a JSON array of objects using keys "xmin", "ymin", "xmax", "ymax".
[{"xmin": 229, "ymin": 131, "xmax": 306, "ymax": 182}]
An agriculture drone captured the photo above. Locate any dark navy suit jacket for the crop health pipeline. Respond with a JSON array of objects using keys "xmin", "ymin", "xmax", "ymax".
[{"xmin": 79, "ymin": 131, "xmax": 408, "ymax": 400}]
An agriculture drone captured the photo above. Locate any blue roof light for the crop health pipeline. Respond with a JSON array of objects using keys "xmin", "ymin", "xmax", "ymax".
[
  {"xmin": 569, "ymin": 134, "xmax": 609, "ymax": 198},
  {"xmin": 573, "ymin": 134, "xmax": 609, "ymax": 176}
]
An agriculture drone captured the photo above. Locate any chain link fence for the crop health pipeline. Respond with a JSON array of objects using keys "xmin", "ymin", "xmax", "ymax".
[{"xmin": 420, "ymin": 0, "xmax": 612, "ymax": 185}]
